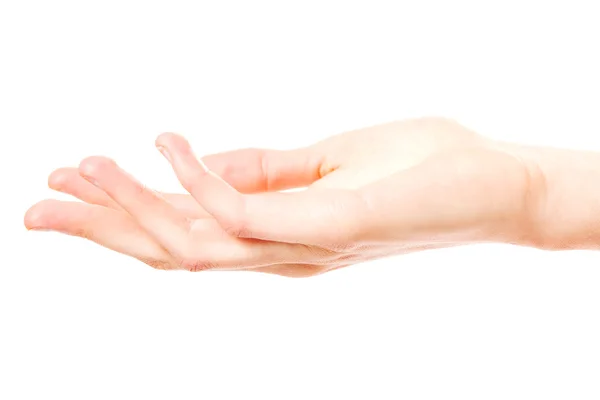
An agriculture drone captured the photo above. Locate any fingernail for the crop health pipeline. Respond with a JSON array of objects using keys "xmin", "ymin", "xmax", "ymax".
[{"xmin": 156, "ymin": 145, "xmax": 172, "ymax": 163}]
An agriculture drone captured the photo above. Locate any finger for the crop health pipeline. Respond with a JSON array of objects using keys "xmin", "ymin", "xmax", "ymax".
[
  {"xmin": 188, "ymin": 141, "xmax": 326, "ymax": 193},
  {"xmin": 155, "ymin": 133, "xmax": 368, "ymax": 247},
  {"xmin": 24, "ymin": 199, "xmax": 170, "ymax": 268},
  {"xmin": 176, "ymin": 219, "xmax": 338, "ymax": 271},
  {"xmin": 49, "ymin": 167, "xmax": 122, "ymax": 209},
  {"xmin": 23, "ymin": 200, "xmax": 336, "ymax": 272},
  {"xmin": 78, "ymin": 156, "xmax": 190, "ymax": 252},
  {"xmin": 48, "ymin": 167, "xmax": 209, "ymax": 218}
]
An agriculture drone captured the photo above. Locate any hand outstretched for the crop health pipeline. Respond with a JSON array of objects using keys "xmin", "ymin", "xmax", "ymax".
[{"xmin": 25, "ymin": 118, "xmax": 537, "ymax": 277}]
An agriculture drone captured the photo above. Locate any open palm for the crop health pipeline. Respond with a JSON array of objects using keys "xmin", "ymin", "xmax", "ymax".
[{"xmin": 25, "ymin": 118, "xmax": 534, "ymax": 277}]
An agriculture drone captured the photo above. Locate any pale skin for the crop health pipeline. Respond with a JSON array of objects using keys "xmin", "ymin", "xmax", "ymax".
[{"xmin": 23, "ymin": 117, "xmax": 600, "ymax": 277}]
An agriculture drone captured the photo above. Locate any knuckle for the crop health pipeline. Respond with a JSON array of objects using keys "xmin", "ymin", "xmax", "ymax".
[
  {"xmin": 143, "ymin": 258, "xmax": 172, "ymax": 271},
  {"xmin": 177, "ymin": 256, "xmax": 217, "ymax": 272},
  {"xmin": 131, "ymin": 181, "xmax": 150, "ymax": 198},
  {"xmin": 319, "ymin": 196, "xmax": 365, "ymax": 251},
  {"xmin": 221, "ymin": 197, "xmax": 252, "ymax": 238},
  {"xmin": 73, "ymin": 227, "xmax": 92, "ymax": 241},
  {"xmin": 172, "ymin": 243, "xmax": 219, "ymax": 272},
  {"xmin": 223, "ymin": 220, "xmax": 249, "ymax": 238}
]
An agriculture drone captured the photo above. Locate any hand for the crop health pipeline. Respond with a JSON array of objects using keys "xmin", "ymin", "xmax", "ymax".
[{"xmin": 24, "ymin": 117, "xmax": 537, "ymax": 277}]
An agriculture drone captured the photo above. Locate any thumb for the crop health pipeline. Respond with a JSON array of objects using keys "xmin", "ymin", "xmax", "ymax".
[
  {"xmin": 155, "ymin": 133, "xmax": 366, "ymax": 247},
  {"xmin": 200, "ymin": 144, "xmax": 326, "ymax": 193}
]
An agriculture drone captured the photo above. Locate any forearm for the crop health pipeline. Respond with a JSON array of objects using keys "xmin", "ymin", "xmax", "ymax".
[{"xmin": 500, "ymin": 142, "xmax": 600, "ymax": 250}]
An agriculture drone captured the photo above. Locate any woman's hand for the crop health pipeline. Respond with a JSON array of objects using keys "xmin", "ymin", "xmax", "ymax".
[{"xmin": 24, "ymin": 118, "xmax": 539, "ymax": 277}]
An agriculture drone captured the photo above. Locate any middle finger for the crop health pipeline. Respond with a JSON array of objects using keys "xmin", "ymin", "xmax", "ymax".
[
  {"xmin": 78, "ymin": 156, "xmax": 190, "ymax": 253},
  {"xmin": 49, "ymin": 167, "xmax": 208, "ymax": 219}
]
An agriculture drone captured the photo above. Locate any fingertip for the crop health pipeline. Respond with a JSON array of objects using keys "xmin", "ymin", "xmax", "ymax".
[
  {"xmin": 24, "ymin": 206, "xmax": 39, "ymax": 230},
  {"xmin": 156, "ymin": 132, "xmax": 185, "ymax": 150},
  {"xmin": 24, "ymin": 199, "xmax": 57, "ymax": 230},
  {"xmin": 155, "ymin": 132, "xmax": 193, "ymax": 154},
  {"xmin": 156, "ymin": 133, "xmax": 210, "ymax": 173},
  {"xmin": 155, "ymin": 132, "xmax": 180, "ymax": 147},
  {"xmin": 78, "ymin": 156, "xmax": 116, "ymax": 182},
  {"xmin": 48, "ymin": 167, "xmax": 73, "ymax": 190}
]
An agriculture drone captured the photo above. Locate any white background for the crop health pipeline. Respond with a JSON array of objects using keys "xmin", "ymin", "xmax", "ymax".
[{"xmin": 2, "ymin": 0, "xmax": 600, "ymax": 398}]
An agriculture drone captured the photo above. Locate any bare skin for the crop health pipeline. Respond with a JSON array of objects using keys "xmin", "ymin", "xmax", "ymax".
[{"xmin": 23, "ymin": 117, "xmax": 600, "ymax": 277}]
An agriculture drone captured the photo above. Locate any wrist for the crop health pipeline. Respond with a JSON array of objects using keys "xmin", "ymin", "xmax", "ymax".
[
  {"xmin": 469, "ymin": 141, "xmax": 547, "ymax": 248},
  {"xmin": 488, "ymin": 141, "xmax": 600, "ymax": 251}
]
